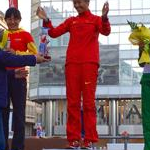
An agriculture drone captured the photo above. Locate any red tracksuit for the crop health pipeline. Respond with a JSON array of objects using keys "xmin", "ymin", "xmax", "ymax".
[{"xmin": 43, "ymin": 10, "xmax": 111, "ymax": 142}]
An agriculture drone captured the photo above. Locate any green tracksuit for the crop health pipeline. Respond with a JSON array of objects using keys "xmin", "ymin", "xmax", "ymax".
[{"xmin": 140, "ymin": 73, "xmax": 150, "ymax": 150}]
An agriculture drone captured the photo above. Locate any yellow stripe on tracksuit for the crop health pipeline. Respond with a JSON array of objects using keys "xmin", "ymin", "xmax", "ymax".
[
  {"xmin": 0, "ymin": 30, "xmax": 37, "ymax": 55},
  {"xmin": 0, "ymin": 30, "xmax": 8, "ymax": 49}
]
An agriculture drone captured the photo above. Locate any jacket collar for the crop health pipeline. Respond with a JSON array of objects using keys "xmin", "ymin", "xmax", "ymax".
[{"xmin": 78, "ymin": 10, "xmax": 91, "ymax": 17}]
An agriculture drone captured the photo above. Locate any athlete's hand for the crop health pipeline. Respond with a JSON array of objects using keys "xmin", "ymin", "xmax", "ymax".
[
  {"xmin": 36, "ymin": 6, "xmax": 48, "ymax": 20},
  {"xmin": 5, "ymin": 48, "xmax": 16, "ymax": 55},
  {"xmin": 15, "ymin": 68, "xmax": 28, "ymax": 78},
  {"xmin": 102, "ymin": 1, "xmax": 109, "ymax": 18},
  {"xmin": 35, "ymin": 53, "xmax": 51, "ymax": 63}
]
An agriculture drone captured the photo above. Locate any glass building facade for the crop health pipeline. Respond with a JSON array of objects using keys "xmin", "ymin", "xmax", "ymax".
[{"xmin": 30, "ymin": 0, "xmax": 150, "ymax": 136}]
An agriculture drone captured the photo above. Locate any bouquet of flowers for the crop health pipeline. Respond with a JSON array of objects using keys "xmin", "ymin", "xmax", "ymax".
[{"xmin": 127, "ymin": 20, "xmax": 150, "ymax": 66}]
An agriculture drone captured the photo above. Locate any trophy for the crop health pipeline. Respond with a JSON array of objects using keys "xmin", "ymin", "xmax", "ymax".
[{"xmin": 39, "ymin": 27, "xmax": 51, "ymax": 59}]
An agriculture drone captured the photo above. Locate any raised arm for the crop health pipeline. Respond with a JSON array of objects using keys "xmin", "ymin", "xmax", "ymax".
[
  {"xmin": 96, "ymin": 2, "xmax": 111, "ymax": 36},
  {"xmin": 36, "ymin": 6, "xmax": 71, "ymax": 38}
]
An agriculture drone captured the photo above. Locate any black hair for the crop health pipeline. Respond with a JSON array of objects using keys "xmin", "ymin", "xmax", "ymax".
[{"xmin": 4, "ymin": 7, "xmax": 22, "ymax": 20}]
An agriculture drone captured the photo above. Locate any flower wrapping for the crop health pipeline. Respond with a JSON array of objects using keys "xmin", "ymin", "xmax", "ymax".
[{"xmin": 127, "ymin": 20, "xmax": 150, "ymax": 66}]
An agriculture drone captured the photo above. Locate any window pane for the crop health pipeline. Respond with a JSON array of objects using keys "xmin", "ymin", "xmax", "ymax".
[
  {"xmin": 119, "ymin": 0, "xmax": 130, "ymax": 9},
  {"xmin": 99, "ymin": 36, "xmax": 108, "ymax": 45},
  {"xmin": 120, "ymin": 33, "xmax": 131, "ymax": 44},
  {"xmin": 89, "ymin": 0, "xmax": 96, "ymax": 11},
  {"xmin": 51, "ymin": 1, "xmax": 62, "ymax": 13},
  {"xmin": 120, "ymin": 10, "xmax": 130, "ymax": 15},
  {"xmin": 131, "ymin": 9, "xmax": 142, "ymax": 15},
  {"xmin": 143, "ymin": 0, "xmax": 150, "ymax": 8},
  {"xmin": 97, "ymin": 0, "xmax": 107, "ymax": 11},
  {"xmin": 63, "ymin": 1, "xmax": 73, "ymax": 17},
  {"xmin": 108, "ymin": 0, "xmax": 119, "ymax": 10},
  {"xmin": 111, "ymin": 26, "xmax": 119, "ymax": 33},
  {"xmin": 120, "ymin": 25, "xmax": 131, "ymax": 32},
  {"xmin": 120, "ymin": 44, "xmax": 132, "ymax": 50},
  {"xmin": 109, "ymin": 33, "xmax": 119, "ymax": 44},
  {"xmin": 131, "ymin": 0, "xmax": 142, "ymax": 9}
]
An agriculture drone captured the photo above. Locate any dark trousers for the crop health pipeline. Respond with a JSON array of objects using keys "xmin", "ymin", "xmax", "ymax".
[
  {"xmin": 3, "ymin": 73, "xmax": 27, "ymax": 150},
  {"xmin": 0, "ymin": 109, "xmax": 5, "ymax": 150}
]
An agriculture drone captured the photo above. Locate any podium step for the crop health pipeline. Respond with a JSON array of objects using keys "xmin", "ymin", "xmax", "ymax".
[
  {"xmin": 107, "ymin": 143, "xmax": 144, "ymax": 150},
  {"xmin": 43, "ymin": 143, "xmax": 144, "ymax": 150},
  {"xmin": 43, "ymin": 149, "xmax": 98, "ymax": 150}
]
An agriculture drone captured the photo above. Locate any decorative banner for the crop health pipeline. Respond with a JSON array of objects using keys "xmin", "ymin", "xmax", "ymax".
[{"xmin": 8, "ymin": 0, "xmax": 18, "ymax": 8}]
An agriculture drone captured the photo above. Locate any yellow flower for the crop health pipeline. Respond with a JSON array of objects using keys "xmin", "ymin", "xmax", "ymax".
[
  {"xmin": 128, "ymin": 23, "xmax": 150, "ymax": 45},
  {"xmin": 127, "ymin": 20, "xmax": 150, "ymax": 66}
]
